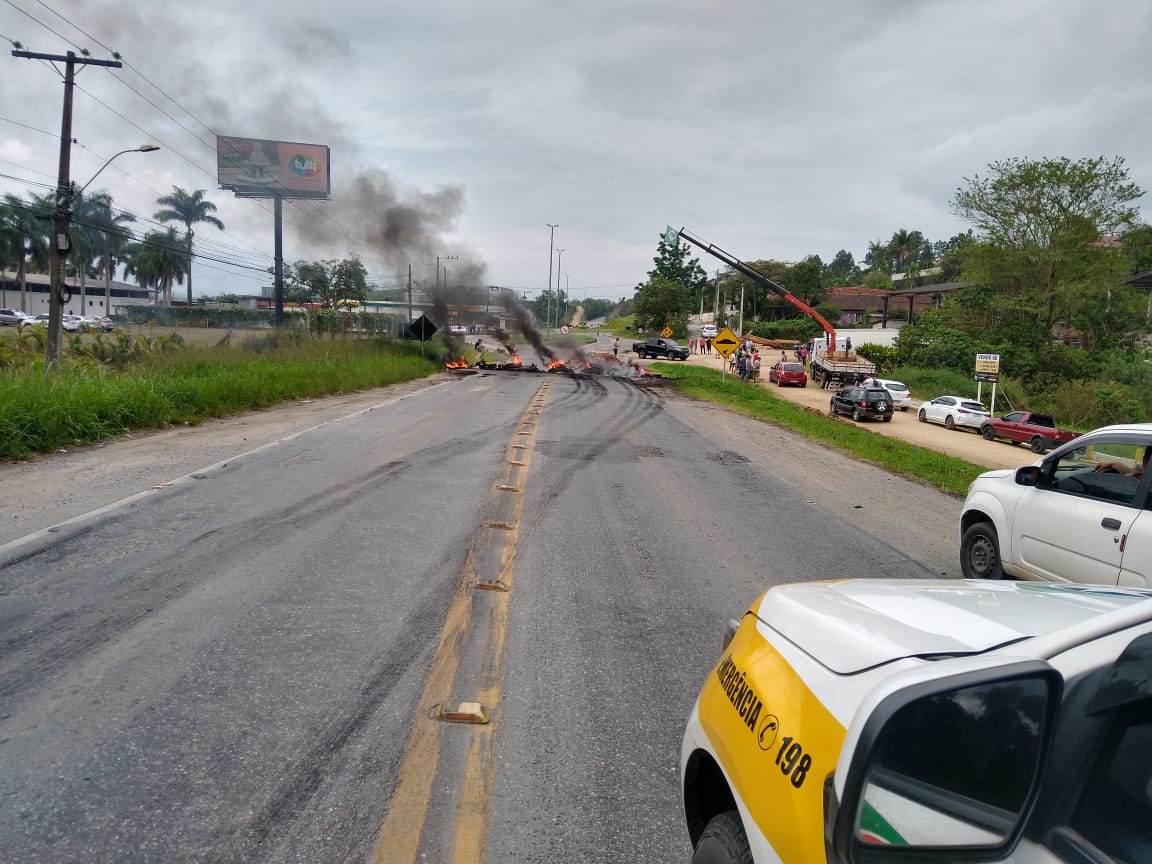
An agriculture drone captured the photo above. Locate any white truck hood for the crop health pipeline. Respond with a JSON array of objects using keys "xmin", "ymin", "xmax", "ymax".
[{"xmin": 755, "ymin": 579, "xmax": 1152, "ymax": 674}]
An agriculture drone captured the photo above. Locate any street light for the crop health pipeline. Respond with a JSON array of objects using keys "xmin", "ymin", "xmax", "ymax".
[
  {"xmin": 435, "ymin": 254, "xmax": 458, "ymax": 294},
  {"xmin": 553, "ymin": 248, "xmax": 564, "ymax": 332},
  {"xmin": 545, "ymin": 224, "xmax": 557, "ymax": 334},
  {"xmin": 46, "ymin": 143, "xmax": 160, "ymax": 368},
  {"xmin": 76, "ymin": 144, "xmax": 160, "ymax": 197}
]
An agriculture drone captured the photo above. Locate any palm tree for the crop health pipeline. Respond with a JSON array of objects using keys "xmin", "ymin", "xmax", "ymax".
[
  {"xmin": 125, "ymin": 228, "xmax": 187, "ymax": 307},
  {"xmin": 153, "ymin": 187, "xmax": 224, "ymax": 307},
  {"xmin": 1, "ymin": 192, "xmax": 51, "ymax": 312},
  {"xmin": 74, "ymin": 192, "xmax": 136, "ymax": 318}
]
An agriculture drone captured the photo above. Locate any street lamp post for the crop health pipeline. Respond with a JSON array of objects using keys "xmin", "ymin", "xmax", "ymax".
[
  {"xmin": 46, "ymin": 144, "xmax": 159, "ymax": 368},
  {"xmin": 545, "ymin": 224, "xmax": 557, "ymax": 334},
  {"xmin": 553, "ymin": 249, "xmax": 564, "ymax": 331}
]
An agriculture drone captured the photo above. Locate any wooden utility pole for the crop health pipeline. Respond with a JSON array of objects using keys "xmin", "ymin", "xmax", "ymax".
[{"xmin": 12, "ymin": 49, "xmax": 122, "ymax": 368}]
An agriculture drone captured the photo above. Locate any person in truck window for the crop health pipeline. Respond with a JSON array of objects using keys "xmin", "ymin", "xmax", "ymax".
[{"xmin": 1094, "ymin": 449, "xmax": 1149, "ymax": 478}]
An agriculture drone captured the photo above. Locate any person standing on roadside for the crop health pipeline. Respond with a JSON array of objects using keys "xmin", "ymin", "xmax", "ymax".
[{"xmin": 613, "ymin": 336, "xmax": 620, "ymax": 357}]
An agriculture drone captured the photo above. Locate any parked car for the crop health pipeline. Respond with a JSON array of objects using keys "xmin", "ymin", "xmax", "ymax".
[
  {"xmin": 918, "ymin": 394, "xmax": 990, "ymax": 430},
  {"xmin": 980, "ymin": 410, "xmax": 1080, "ymax": 453},
  {"xmin": 828, "ymin": 385, "xmax": 892, "ymax": 422},
  {"xmin": 700, "ymin": 324, "xmax": 718, "ymax": 339},
  {"xmin": 873, "ymin": 377, "xmax": 912, "ymax": 411},
  {"xmin": 449, "ymin": 324, "xmax": 467, "ymax": 334},
  {"xmin": 767, "ymin": 361, "xmax": 807, "ymax": 387},
  {"xmin": 0, "ymin": 308, "xmax": 34, "ymax": 326},
  {"xmin": 681, "ymin": 577, "xmax": 1152, "ymax": 863},
  {"xmin": 60, "ymin": 315, "xmax": 83, "ymax": 332},
  {"xmin": 97, "ymin": 316, "xmax": 116, "ymax": 332},
  {"xmin": 28, "ymin": 313, "xmax": 49, "ymax": 326},
  {"xmin": 960, "ymin": 423, "xmax": 1151, "ymax": 584}
]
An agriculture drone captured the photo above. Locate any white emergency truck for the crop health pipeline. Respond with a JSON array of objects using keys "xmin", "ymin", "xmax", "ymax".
[{"xmin": 681, "ymin": 578, "xmax": 1152, "ymax": 863}]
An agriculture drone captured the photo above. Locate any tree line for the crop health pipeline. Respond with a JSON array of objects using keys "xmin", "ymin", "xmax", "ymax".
[{"xmin": 0, "ymin": 186, "xmax": 224, "ymax": 311}]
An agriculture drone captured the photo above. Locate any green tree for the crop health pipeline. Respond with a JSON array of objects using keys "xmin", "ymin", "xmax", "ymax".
[
  {"xmin": 285, "ymin": 258, "xmax": 369, "ymax": 309},
  {"xmin": 789, "ymin": 255, "xmax": 825, "ymax": 307},
  {"xmin": 154, "ymin": 187, "xmax": 225, "ymax": 307},
  {"xmin": 1, "ymin": 192, "xmax": 50, "ymax": 312},
  {"xmin": 74, "ymin": 191, "xmax": 136, "ymax": 317},
  {"xmin": 125, "ymin": 228, "xmax": 188, "ymax": 306},
  {"xmin": 951, "ymin": 156, "xmax": 1143, "ymax": 346},
  {"xmin": 633, "ymin": 238, "xmax": 707, "ymax": 332},
  {"xmin": 823, "ymin": 249, "xmax": 859, "ymax": 286},
  {"xmin": 633, "ymin": 274, "xmax": 689, "ymax": 335}
]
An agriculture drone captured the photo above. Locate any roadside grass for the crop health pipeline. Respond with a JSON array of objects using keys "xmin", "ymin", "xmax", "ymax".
[
  {"xmin": 653, "ymin": 363, "xmax": 987, "ymax": 496},
  {"xmin": 0, "ymin": 339, "xmax": 440, "ymax": 461}
]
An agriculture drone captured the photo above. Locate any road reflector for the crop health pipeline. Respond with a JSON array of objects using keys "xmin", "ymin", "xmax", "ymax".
[{"xmin": 436, "ymin": 702, "xmax": 490, "ymax": 724}]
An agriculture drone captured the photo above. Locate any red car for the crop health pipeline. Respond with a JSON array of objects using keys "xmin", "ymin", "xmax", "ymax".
[{"xmin": 768, "ymin": 361, "xmax": 807, "ymax": 387}]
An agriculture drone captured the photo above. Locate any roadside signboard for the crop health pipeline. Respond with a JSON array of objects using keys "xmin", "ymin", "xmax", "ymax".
[
  {"xmin": 975, "ymin": 353, "xmax": 1001, "ymax": 383},
  {"xmin": 711, "ymin": 327, "xmax": 741, "ymax": 359},
  {"xmin": 661, "ymin": 326, "xmax": 673, "ymax": 338}
]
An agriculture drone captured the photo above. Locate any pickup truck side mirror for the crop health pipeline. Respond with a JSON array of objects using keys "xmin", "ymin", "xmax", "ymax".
[
  {"xmin": 830, "ymin": 663, "xmax": 1060, "ymax": 863},
  {"xmin": 1015, "ymin": 465, "xmax": 1042, "ymax": 486}
]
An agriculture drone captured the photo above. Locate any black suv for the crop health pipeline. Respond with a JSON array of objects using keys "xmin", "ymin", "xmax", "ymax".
[{"xmin": 829, "ymin": 386, "xmax": 892, "ymax": 422}]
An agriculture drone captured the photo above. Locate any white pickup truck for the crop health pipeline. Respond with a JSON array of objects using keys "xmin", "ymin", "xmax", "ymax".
[
  {"xmin": 960, "ymin": 423, "xmax": 1151, "ymax": 586},
  {"xmin": 681, "ymin": 577, "xmax": 1152, "ymax": 863}
]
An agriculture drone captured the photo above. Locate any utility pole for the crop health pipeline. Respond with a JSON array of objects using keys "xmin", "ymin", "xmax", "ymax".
[
  {"xmin": 407, "ymin": 264, "xmax": 413, "ymax": 324},
  {"xmin": 553, "ymin": 249, "xmax": 564, "ymax": 332},
  {"xmin": 713, "ymin": 269, "xmax": 721, "ymax": 326},
  {"xmin": 545, "ymin": 224, "xmax": 557, "ymax": 334},
  {"xmin": 12, "ymin": 49, "xmax": 123, "ymax": 368}
]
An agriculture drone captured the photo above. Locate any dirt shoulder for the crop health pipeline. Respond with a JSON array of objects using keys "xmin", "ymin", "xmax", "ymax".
[{"xmin": 677, "ymin": 350, "xmax": 1032, "ymax": 472}]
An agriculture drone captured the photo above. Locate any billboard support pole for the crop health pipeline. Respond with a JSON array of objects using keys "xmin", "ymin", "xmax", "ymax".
[{"xmin": 273, "ymin": 194, "xmax": 284, "ymax": 327}]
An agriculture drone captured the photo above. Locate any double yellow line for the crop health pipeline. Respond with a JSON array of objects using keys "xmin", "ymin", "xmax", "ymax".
[{"xmin": 374, "ymin": 381, "xmax": 550, "ymax": 864}]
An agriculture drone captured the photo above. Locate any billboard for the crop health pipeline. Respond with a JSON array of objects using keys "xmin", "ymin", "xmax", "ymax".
[{"xmin": 216, "ymin": 136, "xmax": 331, "ymax": 199}]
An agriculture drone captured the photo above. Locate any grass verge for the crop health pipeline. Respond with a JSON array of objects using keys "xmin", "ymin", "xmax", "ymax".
[
  {"xmin": 652, "ymin": 363, "xmax": 987, "ymax": 496},
  {"xmin": 0, "ymin": 339, "xmax": 440, "ymax": 461}
]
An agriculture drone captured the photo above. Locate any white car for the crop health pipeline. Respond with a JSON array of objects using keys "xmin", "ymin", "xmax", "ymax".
[
  {"xmin": 917, "ymin": 394, "xmax": 990, "ymax": 430},
  {"xmin": 700, "ymin": 324, "xmax": 718, "ymax": 339},
  {"xmin": 0, "ymin": 308, "xmax": 34, "ymax": 326},
  {"xmin": 682, "ymin": 577, "xmax": 1152, "ymax": 863},
  {"xmin": 961, "ymin": 422, "xmax": 1151, "ymax": 584},
  {"xmin": 449, "ymin": 324, "xmax": 468, "ymax": 335},
  {"xmin": 873, "ymin": 377, "xmax": 912, "ymax": 411}
]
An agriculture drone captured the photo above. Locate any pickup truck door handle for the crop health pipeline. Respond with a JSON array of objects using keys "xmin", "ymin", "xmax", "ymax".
[{"xmin": 1101, "ymin": 517, "xmax": 1122, "ymax": 530}]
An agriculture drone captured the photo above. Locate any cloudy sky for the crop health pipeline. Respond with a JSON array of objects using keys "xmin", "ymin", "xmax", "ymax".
[{"xmin": 2, "ymin": 0, "xmax": 1150, "ymax": 302}]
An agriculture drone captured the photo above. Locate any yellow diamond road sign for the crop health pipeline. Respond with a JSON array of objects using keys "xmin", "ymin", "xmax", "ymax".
[
  {"xmin": 661, "ymin": 326, "xmax": 673, "ymax": 338},
  {"xmin": 711, "ymin": 327, "xmax": 741, "ymax": 358}
]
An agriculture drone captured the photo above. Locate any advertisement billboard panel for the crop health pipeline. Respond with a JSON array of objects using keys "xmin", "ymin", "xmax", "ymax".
[{"xmin": 216, "ymin": 136, "xmax": 331, "ymax": 199}]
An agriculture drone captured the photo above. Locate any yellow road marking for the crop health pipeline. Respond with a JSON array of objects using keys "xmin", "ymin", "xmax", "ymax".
[{"xmin": 374, "ymin": 382, "xmax": 548, "ymax": 864}]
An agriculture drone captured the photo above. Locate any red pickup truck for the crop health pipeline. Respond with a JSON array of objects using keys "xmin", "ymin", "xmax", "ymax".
[{"xmin": 979, "ymin": 410, "xmax": 1080, "ymax": 453}]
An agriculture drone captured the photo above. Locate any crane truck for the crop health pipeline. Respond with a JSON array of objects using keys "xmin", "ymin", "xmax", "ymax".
[{"xmin": 665, "ymin": 227, "xmax": 874, "ymax": 386}]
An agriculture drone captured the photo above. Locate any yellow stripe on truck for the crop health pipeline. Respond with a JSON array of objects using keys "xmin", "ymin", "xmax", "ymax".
[{"xmin": 698, "ymin": 618, "xmax": 847, "ymax": 863}]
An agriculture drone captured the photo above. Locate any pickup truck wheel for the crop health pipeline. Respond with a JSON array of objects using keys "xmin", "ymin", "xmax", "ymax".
[
  {"xmin": 1030, "ymin": 436, "xmax": 1047, "ymax": 453},
  {"xmin": 692, "ymin": 811, "xmax": 754, "ymax": 864},
  {"xmin": 981, "ymin": 425, "xmax": 996, "ymax": 441},
  {"xmin": 944, "ymin": 415, "xmax": 956, "ymax": 431},
  {"xmin": 828, "ymin": 400, "xmax": 836, "ymax": 416},
  {"xmin": 637, "ymin": 350, "xmax": 646, "ymax": 358},
  {"xmin": 852, "ymin": 408, "xmax": 862, "ymax": 422},
  {"xmin": 918, "ymin": 408, "xmax": 927, "ymax": 423},
  {"xmin": 961, "ymin": 522, "xmax": 1003, "ymax": 580}
]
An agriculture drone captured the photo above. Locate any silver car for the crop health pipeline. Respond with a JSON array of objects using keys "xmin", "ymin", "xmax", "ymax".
[
  {"xmin": 874, "ymin": 377, "xmax": 912, "ymax": 411},
  {"xmin": 918, "ymin": 394, "xmax": 990, "ymax": 431}
]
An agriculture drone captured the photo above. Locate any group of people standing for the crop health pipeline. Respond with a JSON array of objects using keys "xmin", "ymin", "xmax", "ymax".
[
  {"xmin": 730, "ymin": 342, "xmax": 761, "ymax": 382},
  {"xmin": 688, "ymin": 336, "xmax": 713, "ymax": 354}
]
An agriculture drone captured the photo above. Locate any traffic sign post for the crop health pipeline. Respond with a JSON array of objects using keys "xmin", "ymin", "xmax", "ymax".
[
  {"xmin": 711, "ymin": 327, "xmax": 741, "ymax": 381},
  {"xmin": 661, "ymin": 326, "xmax": 673, "ymax": 338}
]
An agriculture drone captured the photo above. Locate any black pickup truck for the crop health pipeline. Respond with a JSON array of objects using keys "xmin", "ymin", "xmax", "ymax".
[{"xmin": 632, "ymin": 337, "xmax": 690, "ymax": 360}]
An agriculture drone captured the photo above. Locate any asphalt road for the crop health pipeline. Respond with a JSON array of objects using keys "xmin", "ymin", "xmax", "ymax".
[{"xmin": 0, "ymin": 355, "xmax": 960, "ymax": 863}]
